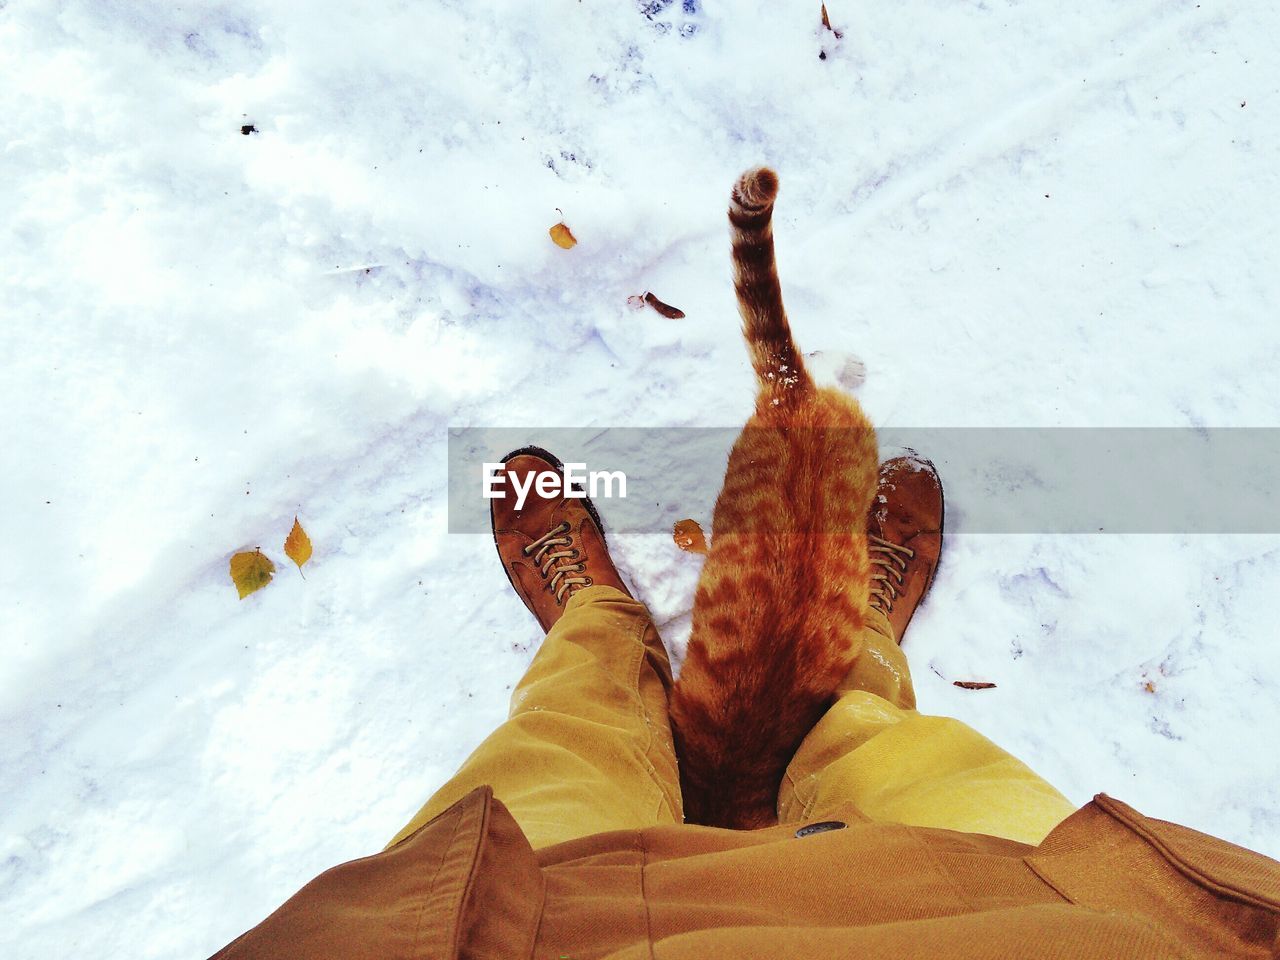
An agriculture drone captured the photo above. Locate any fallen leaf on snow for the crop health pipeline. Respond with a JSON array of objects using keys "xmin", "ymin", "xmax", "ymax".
[
  {"xmin": 549, "ymin": 222, "xmax": 578, "ymax": 249},
  {"xmin": 643, "ymin": 291, "xmax": 686, "ymax": 319},
  {"xmin": 673, "ymin": 518, "xmax": 708, "ymax": 554},
  {"xmin": 230, "ymin": 548, "xmax": 276, "ymax": 599},
  {"xmin": 284, "ymin": 517, "xmax": 313, "ymax": 573},
  {"xmin": 953, "ymin": 680, "xmax": 997, "ymax": 690}
]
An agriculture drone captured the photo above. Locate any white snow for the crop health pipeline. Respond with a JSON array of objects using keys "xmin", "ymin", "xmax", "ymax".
[{"xmin": 2, "ymin": 0, "xmax": 1279, "ymax": 957}]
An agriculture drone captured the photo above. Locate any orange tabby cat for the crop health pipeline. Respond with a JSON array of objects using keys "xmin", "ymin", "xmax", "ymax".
[{"xmin": 668, "ymin": 167, "xmax": 879, "ymax": 829}]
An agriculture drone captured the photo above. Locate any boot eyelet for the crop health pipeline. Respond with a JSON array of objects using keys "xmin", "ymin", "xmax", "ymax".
[{"xmin": 583, "ymin": 577, "xmax": 593, "ymax": 586}]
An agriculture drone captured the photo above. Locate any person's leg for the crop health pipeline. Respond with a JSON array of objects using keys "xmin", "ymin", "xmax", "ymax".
[
  {"xmin": 777, "ymin": 606, "xmax": 1075, "ymax": 846},
  {"xmin": 778, "ymin": 455, "xmax": 1075, "ymax": 846},
  {"xmin": 387, "ymin": 585, "xmax": 681, "ymax": 850}
]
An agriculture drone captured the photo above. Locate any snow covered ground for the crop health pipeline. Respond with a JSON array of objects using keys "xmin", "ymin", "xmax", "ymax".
[{"xmin": 3, "ymin": 0, "xmax": 1279, "ymax": 956}]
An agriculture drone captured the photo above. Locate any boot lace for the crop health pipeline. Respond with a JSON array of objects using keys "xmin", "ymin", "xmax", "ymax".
[
  {"xmin": 869, "ymin": 534, "xmax": 913, "ymax": 615},
  {"xmin": 523, "ymin": 521, "xmax": 592, "ymax": 604}
]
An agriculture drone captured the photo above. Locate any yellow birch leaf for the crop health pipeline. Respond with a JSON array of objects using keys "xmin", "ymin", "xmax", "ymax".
[
  {"xmin": 284, "ymin": 516, "xmax": 313, "ymax": 572},
  {"xmin": 230, "ymin": 548, "xmax": 276, "ymax": 599},
  {"xmin": 549, "ymin": 221, "xmax": 578, "ymax": 249},
  {"xmin": 673, "ymin": 518, "xmax": 708, "ymax": 554}
]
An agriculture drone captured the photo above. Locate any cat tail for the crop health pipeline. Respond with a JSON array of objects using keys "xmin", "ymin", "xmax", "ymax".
[{"xmin": 729, "ymin": 167, "xmax": 814, "ymax": 401}]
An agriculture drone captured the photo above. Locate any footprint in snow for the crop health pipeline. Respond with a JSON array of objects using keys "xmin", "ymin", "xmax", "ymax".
[
  {"xmin": 639, "ymin": 0, "xmax": 703, "ymax": 38},
  {"xmin": 805, "ymin": 349, "xmax": 867, "ymax": 394}
]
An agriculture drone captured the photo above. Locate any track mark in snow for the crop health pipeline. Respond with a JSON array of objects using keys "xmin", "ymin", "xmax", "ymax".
[{"xmin": 830, "ymin": 1, "xmax": 1210, "ymax": 229}]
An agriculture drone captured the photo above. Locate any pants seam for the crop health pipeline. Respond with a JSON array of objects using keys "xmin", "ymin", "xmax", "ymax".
[{"xmin": 629, "ymin": 611, "xmax": 680, "ymax": 822}]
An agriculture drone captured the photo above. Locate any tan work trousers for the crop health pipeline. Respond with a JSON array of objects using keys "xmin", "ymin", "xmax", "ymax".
[{"xmin": 389, "ymin": 586, "xmax": 1075, "ymax": 850}]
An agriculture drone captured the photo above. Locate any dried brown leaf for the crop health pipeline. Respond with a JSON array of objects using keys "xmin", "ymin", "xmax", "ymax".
[
  {"xmin": 673, "ymin": 518, "xmax": 708, "ymax": 554},
  {"xmin": 643, "ymin": 291, "xmax": 686, "ymax": 319},
  {"xmin": 953, "ymin": 680, "xmax": 997, "ymax": 690}
]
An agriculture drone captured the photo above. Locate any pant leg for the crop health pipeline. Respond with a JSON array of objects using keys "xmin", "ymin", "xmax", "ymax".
[
  {"xmin": 387, "ymin": 585, "xmax": 682, "ymax": 850},
  {"xmin": 778, "ymin": 608, "xmax": 1076, "ymax": 846}
]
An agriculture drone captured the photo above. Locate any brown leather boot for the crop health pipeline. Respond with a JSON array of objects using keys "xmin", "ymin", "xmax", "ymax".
[
  {"xmin": 866, "ymin": 451, "xmax": 944, "ymax": 644},
  {"xmin": 490, "ymin": 446, "xmax": 632, "ymax": 632}
]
